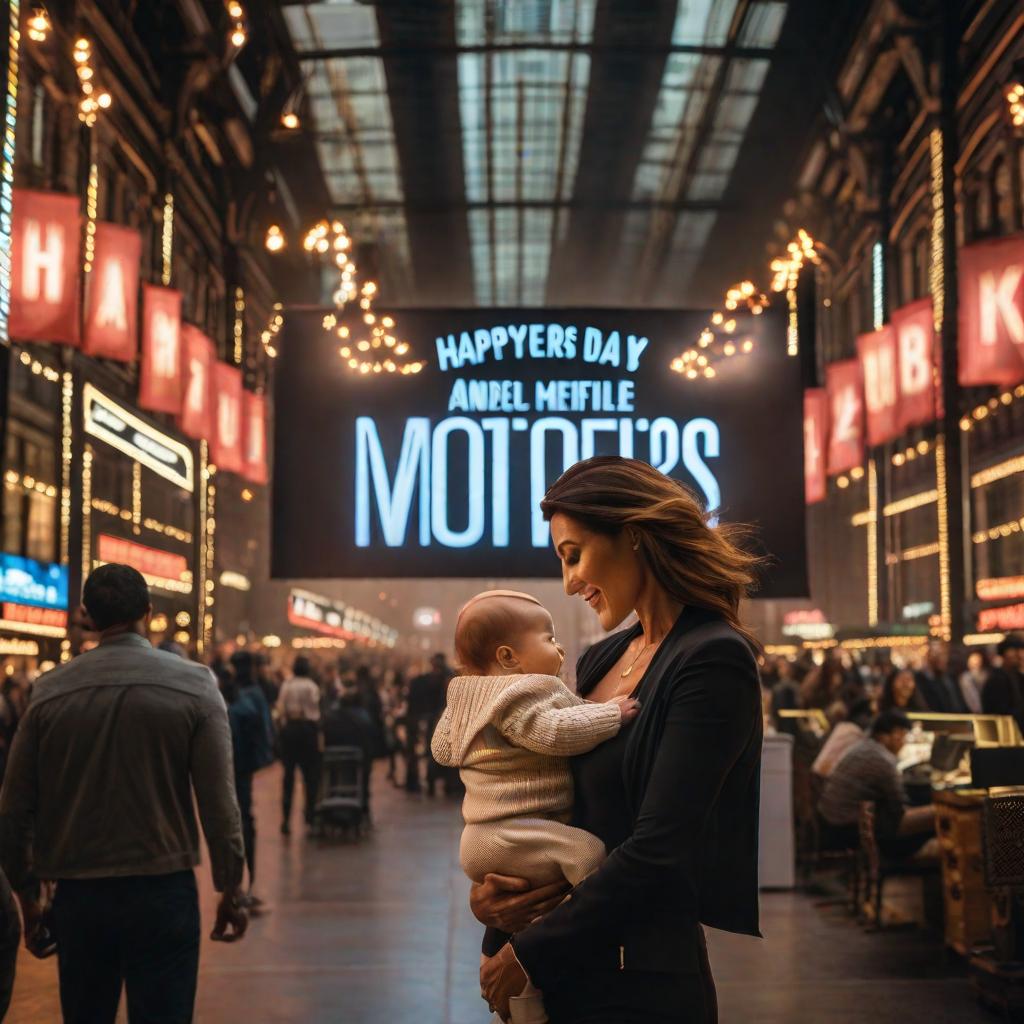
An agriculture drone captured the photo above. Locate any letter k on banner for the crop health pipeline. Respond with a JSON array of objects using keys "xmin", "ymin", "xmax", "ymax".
[{"xmin": 959, "ymin": 236, "xmax": 1024, "ymax": 387}]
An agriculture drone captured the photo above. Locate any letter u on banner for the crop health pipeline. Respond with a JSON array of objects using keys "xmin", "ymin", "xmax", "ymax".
[
  {"xmin": 891, "ymin": 297, "xmax": 938, "ymax": 431},
  {"xmin": 959, "ymin": 235, "xmax": 1024, "ymax": 387},
  {"xmin": 242, "ymin": 392, "xmax": 268, "ymax": 485},
  {"xmin": 857, "ymin": 326, "xmax": 899, "ymax": 446},
  {"xmin": 826, "ymin": 359, "xmax": 865, "ymax": 475},
  {"xmin": 178, "ymin": 325, "xmax": 214, "ymax": 440},
  {"xmin": 140, "ymin": 285, "xmax": 184, "ymax": 415},
  {"xmin": 803, "ymin": 388, "xmax": 828, "ymax": 504},
  {"xmin": 10, "ymin": 189, "xmax": 81, "ymax": 346},
  {"xmin": 83, "ymin": 223, "xmax": 141, "ymax": 361},
  {"xmin": 211, "ymin": 363, "xmax": 244, "ymax": 474}
]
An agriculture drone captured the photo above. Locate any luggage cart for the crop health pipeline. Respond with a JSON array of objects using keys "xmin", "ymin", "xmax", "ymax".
[{"xmin": 314, "ymin": 745, "xmax": 367, "ymax": 839}]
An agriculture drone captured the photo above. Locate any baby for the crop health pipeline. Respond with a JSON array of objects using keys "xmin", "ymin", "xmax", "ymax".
[{"xmin": 431, "ymin": 590, "xmax": 640, "ymax": 1024}]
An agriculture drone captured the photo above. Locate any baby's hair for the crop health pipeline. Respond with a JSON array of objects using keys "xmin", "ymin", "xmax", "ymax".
[{"xmin": 455, "ymin": 590, "xmax": 544, "ymax": 674}]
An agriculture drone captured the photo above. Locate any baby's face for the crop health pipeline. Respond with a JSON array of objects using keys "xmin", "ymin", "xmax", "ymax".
[{"xmin": 507, "ymin": 606, "xmax": 565, "ymax": 677}]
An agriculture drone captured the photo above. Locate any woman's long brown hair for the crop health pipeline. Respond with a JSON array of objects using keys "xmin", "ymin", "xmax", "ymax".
[{"xmin": 540, "ymin": 456, "xmax": 766, "ymax": 652}]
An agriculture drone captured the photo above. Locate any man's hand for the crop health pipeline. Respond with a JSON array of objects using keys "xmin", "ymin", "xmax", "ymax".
[
  {"xmin": 468, "ymin": 873, "xmax": 570, "ymax": 932},
  {"xmin": 210, "ymin": 890, "xmax": 248, "ymax": 943},
  {"xmin": 18, "ymin": 896, "xmax": 55, "ymax": 959},
  {"xmin": 480, "ymin": 943, "xmax": 528, "ymax": 1021}
]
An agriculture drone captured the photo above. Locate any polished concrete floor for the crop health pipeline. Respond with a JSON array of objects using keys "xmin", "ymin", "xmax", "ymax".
[{"xmin": 6, "ymin": 764, "xmax": 996, "ymax": 1023}]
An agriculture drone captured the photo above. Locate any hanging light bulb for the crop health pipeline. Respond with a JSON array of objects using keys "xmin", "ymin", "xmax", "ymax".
[
  {"xmin": 264, "ymin": 224, "xmax": 285, "ymax": 252},
  {"xmin": 27, "ymin": 6, "xmax": 51, "ymax": 42},
  {"xmin": 281, "ymin": 111, "xmax": 300, "ymax": 130}
]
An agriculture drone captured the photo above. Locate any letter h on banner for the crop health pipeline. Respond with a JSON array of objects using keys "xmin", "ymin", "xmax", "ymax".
[{"xmin": 10, "ymin": 190, "xmax": 81, "ymax": 346}]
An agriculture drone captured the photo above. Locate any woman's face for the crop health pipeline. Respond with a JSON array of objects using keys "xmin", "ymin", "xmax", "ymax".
[
  {"xmin": 550, "ymin": 512, "xmax": 643, "ymax": 631},
  {"xmin": 893, "ymin": 670, "xmax": 915, "ymax": 705}
]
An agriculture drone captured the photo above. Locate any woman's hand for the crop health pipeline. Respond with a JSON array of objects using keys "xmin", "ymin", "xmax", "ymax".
[
  {"xmin": 480, "ymin": 943, "xmax": 528, "ymax": 1020},
  {"xmin": 469, "ymin": 873, "xmax": 570, "ymax": 932}
]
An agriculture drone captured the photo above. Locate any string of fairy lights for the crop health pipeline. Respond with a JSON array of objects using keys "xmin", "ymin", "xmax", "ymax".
[
  {"xmin": 670, "ymin": 229, "xmax": 819, "ymax": 379},
  {"xmin": 265, "ymin": 218, "xmax": 426, "ymax": 376}
]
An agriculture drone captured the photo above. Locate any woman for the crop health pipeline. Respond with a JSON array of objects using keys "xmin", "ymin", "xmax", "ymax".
[
  {"xmin": 878, "ymin": 667, "xmax": 925, "ymax": 713},
  {"xmin": 475, "ymin": 456, "xmax": 764, "ymax": 1023}
]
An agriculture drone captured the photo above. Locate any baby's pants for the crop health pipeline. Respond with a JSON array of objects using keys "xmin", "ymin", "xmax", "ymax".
[{"xmin": 460, "ymin": 816, "xmax": 606, "ymax": 888}]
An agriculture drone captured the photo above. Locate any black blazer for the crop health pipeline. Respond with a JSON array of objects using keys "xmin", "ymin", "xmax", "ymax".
[
  {"xmin": 512, "ymin": 605, "xmax": 763, "ymax": 988},
  {"xmin": 914, "ymin": 670, "xmax": 969, "ymax": 715}
]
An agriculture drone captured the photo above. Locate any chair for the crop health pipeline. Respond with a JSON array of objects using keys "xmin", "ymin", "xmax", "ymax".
[
  {"xmin": 858, "ymin": 801, "xmax": 939, "ymax": 930},
  {"xmin": 803, "ymin": 772, "xmax": 861, "ymax": 912},
  {"xmin": 980, "ymin": 793, "xmax": 1024, "ymax": 962},
  {"xmin": 314, "ymin": 745, "xmax": 367, "ymax": 838}
]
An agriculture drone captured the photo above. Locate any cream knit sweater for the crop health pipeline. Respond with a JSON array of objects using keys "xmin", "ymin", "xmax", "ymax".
[{"xmin": 430, "ymin": 674, "xmax": 622, "ymax": 825}]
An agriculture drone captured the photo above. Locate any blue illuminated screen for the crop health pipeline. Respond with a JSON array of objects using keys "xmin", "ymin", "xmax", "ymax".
[
  {"xmin": 0, "ymin": 553, "xmax": 70, "ymax": 609},
  {"xmin": 272, "ymin": 308, "xmax": 807, "ymax": 597}
]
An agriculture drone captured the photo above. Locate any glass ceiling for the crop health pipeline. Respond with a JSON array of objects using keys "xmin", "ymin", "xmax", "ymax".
[{"xmin": 285, "ymin": 0, "xmax": 790, "ymax": 307}]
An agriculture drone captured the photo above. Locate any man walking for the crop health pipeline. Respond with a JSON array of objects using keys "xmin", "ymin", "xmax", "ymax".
[
  {"xmin": 0, "ymin": 564, "xmax": 247, "ymax": 1023},
  {"xmin": 405, "ymin": 653, "xmax": 452, "ymax": 794},
  {"xmin": 276, "ymin": 656, "xmax": 322, "ymax": 835}
]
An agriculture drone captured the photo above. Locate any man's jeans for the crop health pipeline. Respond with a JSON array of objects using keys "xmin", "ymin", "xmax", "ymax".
[{"xmin": 52, "ymin": 871, "xmax": 200, "ymax": 1024}]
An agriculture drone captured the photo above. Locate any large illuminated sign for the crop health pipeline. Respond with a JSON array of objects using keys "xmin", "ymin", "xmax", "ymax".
[
  {"xmin": 272, "ymin": 308, "xmax": 807, "ymax": 595},
  {"xmin": 0, "ymin": 602, "xmax": 68, "ymax": 638},
  {"xmin": 0, "ymin": 553, "xmax": 68, "ymax": 610},
  {"xmin": 95, "ymin": 534, "xmax": 192, "ymax": 594},
  {"xmin": 84, "ymin": 384, "xmax": 194, "ymax": 492}
]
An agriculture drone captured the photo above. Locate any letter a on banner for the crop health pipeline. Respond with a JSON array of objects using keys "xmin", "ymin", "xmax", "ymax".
[
  {"xmin": 242, "ymin": 392, "xmax": 268, "ymax": 485},
  {"xmin": 178, "ymin": 325, "xmax": 214, "ymax": 440},
  {"xmin": 857, "ymin": 326, "xmax": 899, "ymax": 446},
  {"xmin": 803, "ymin": 388, "xmax": 828, "ymax": 504},
  {"xmin": 959, "ymin": 236, "xmax": 1024, "ymax": 386},
  {"xmin": 211, "ymin": 363, "xmax": 244, "ymax": 474},
  {"xmin": 891, "ymin": 297, "xmax": 938, "ymax": 431},
  {"xmin": 10, "ymin": 190, "xmax": 81, "ymax": 346},
  {"xmin": 140, "ymin": 285, "xmax": 184, "ymax": 415},
  {"xmin": 83, "ymin": 223, "xmax": 141, "ymax": 361},
  {"xmin": 826, "ymin": 359, "xmax": 865, "ymax": 475}
]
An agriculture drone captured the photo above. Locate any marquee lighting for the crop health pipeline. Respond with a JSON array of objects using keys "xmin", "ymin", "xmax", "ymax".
[
  {"xmin": 261, "ymin": 302, "xmax": 283, "ymax": 358},
  {"xmin": 27, "ymin": 5, "xmax": 49, "ymax": 42},
  {"xmin": 972, "ymin": 515, "xmax": 1024, "ymax": 545},
  {"xmin": 1006, "ymin": 80, "xmax": 1024, "ymax": 129},
  {"xmin": 74, "ymin": 38, "xmax": 111, "ymax": 126},
  {"xmin": 959, "ymin": 384, "xmax": 1024, "ymax": 432},
  {"xmin": 971, "ymin": 455, "xmax": 1024, "ymax": 489},
  {"xmin": 161, "ymin": 193, "xmax": 174, "ymax": 285},
  {"xmin": 0, "ymin": 0, "xmax": 20, "ymax": 345}
]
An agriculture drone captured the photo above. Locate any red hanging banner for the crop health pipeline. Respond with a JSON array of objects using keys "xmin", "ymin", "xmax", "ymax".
[
  {"xmin": 803, "ymin": 388, "xmax": 828, "ymax": 504},
  {"xmin": 83, "ymin": 223, "xmax": 141, "ymax": 362},
  {"xmin": 139, "ymin": 285, "xmax": 184, "ymax": 415},
  {"xmin": 10, "ymin": 190, "xmax": 81, "ymax": 346},
  {"xmin": 857, "ymin": 326, "xmax": 899, "ymax": 447},
  {"xmin": 211, "ymin": 363, "xmax": 244, "ymax": 473},
  {"xmin": 242, "ymin": 392, "xmax": 268, "ymax": 485},
  {"xmin": 958, "ymin": 235, "xmax": 1024, "ymax": 387},
  {"xmin": 178, "ymin": 325, "xmax": 215, "ymax": 440},
  {"xmin": 892, "ymin": 297, "xmax": 939, "ymax": 430},
  {"xmin": 826, "ymin": 359, "xmax": 864, "ymax": 475}
]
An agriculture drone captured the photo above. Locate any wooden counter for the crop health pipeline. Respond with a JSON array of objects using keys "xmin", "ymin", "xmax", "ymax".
[{"xmin": 933, "ymin": 789, "xmax": 993, "ymax": 956}]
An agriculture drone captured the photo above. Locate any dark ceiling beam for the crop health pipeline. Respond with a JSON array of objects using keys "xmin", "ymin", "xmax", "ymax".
[
  {"xmin": 326, "ymin": 197, "xmax": 733, "ymax": 213},
  {"xmin": 295, "ymin": 42, "xmax": 780, "ymax": 60},
  {"xmin": 375, "ymin": 0, "xmax": 474, "ymax": 305},
  {"xmin": 545, "ymin": 0, "xmax": 680, "ymax": 305}
]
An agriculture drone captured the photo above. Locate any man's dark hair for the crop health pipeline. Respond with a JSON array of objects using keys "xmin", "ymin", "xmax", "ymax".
[
  {"xmin": 293, "ymin": 656, "xmax": 312, "ymax": 678},
  {"xmin": 230, "ymin": 649, "xmax": 257, "ymax": 686},
  {"xmin": 871, "ymin": 709, "xmax": 912, "ymax": 738},
  {"xmin": 82, "ymin": 564, "xmax": 150, "ymax": 631},
  {"xmin": 997, "ymin": 635, "xmax": 1024, "ymax": 657},
  {"xmin": 848, "ymin": 698, "xmax": 875, "ymax": 729}
]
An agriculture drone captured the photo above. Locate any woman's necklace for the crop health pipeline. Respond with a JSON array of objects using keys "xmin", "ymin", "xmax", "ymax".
[{"xmin": 620, "ymin": 636, "xmax": 659, "ymax": 677}]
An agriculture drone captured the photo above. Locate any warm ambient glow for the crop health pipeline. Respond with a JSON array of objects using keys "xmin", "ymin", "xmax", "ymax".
[
  {"xmin": 265, "ymin": 224, "xmax": 285, "ymax": 252},
  {"xmin": 281, "ymin": 111, "xmax": 300, "ymax": 130},
  {"xmin": 1006, "ymin": 81, "xmax": 1024, "ymax": 128},
  {"xmin": 27, "ymin": 6, "xmax": 50, "ymax": 42}
]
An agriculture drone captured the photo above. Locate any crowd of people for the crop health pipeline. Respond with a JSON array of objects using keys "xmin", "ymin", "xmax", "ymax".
[
  {"xmin": 0, "ymin": 563, "xmax": 465, "ymax": 1022},
  {"xmin": 762, "ymin": 636, "xmax": 1024, "ymax": 871}
]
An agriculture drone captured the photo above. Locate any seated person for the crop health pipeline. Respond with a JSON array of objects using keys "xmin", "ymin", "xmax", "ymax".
[
  {"xmin": 811, "ymin": 699, "xmax": 874, "ymax": 778},
  {"xmin": 817, "ymin": 710, "xmax": 935, "ymax": 856}
]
